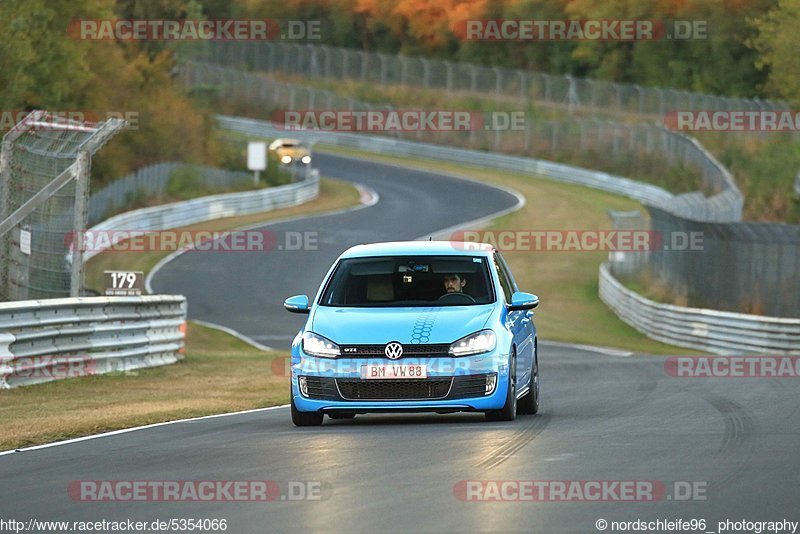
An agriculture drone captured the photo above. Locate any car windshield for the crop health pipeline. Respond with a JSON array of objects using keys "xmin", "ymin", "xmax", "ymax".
[{"xmin": 319, "ymin": 255, "xmax": 495, "ymax": 307}]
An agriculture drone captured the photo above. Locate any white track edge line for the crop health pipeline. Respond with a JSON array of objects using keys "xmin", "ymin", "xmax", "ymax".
[
  {"xmin": 0, "ymin": 404, "xmax": 289, "ymax": 456},
  {"xmin": 7, "ymin": 157, "xmax": 590, "ymax": 454}
]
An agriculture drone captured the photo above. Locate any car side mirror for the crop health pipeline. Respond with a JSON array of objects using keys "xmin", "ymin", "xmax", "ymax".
[
  {"xmin": 508, "ymin": 292, "xmax": 539, "ymax": 311},
  {"xmin": 284, "ymin": 295, "xmax": 310, "ymax": 314}
]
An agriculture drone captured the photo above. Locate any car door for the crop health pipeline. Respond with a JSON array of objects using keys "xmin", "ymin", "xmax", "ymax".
[{"xmin": 493, "ymin": 252, "xmax": 534, "ymax": 389}]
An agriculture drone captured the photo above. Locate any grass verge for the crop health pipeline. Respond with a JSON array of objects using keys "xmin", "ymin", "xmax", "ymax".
[
  {"xmin": 0, "ymin": 322, "xmax": 286, "ymax": 451},
  {"xmin": 1, "ymin": 178, "xmax": 359, "ymax": 450}
]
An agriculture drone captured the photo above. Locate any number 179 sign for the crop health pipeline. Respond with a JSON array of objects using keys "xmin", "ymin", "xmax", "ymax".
[{"xmin": 104, "ymin": 271, "xmax": 144, "ymax": 296}]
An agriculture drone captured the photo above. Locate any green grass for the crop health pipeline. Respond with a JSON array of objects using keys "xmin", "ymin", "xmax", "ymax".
[
  {"xmin": 0, "ymin": 322, "xmax": 288, "ymax": 451},
  {"xmin": 701, "ymin": 133, "xmax": 800, "ymax": 223}
]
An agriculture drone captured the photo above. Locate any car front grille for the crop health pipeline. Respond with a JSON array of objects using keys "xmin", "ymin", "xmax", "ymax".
[
  {"xmin": 449, "ymin": 374, "xmax": 492, "ymax": 399},
  {"xmin": 303, "ymin": 376, "xmax": 339, "ymax": 400},
  {"xmin": 336, "ymin": 378, "xmax": 453, "ymax": 400},
  {"xmin": 339, "ymin": 343, "xmax": 451, "ymax": 357}
]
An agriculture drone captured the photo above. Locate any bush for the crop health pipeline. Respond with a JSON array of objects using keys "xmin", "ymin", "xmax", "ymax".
[{"xmin": 166, "ymin": 167, "xmax": 207, "ymax": 200}]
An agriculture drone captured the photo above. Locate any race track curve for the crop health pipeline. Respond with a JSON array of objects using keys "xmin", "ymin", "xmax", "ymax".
[{"xmin": 2, "ymin": 152, "xmax": 798, "ymax": 533}]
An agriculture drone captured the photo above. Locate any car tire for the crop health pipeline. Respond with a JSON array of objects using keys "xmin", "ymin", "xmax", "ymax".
[
  {"xmin": 328, "ymin": 413, "xmax": 356, "ymax": 420},
  {"xmin": 517, "ymin": 345, "xmax": 539, "ymax": 415},
  {"xmin": 291, "ymin": 391, "xmax": 324, "ymax": 427},
  {"xmin": 485, "ymin": 349, "xmax": 517, "ymax": 422}
]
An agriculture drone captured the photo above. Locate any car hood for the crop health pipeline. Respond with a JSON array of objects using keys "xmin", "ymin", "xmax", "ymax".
[
  {"xmin": 310, "ymin": 305, "xmax": 495, "ymax": 345},
  {"xmin": 276, "ymin": 147, "xmax": 309, "ymax": 157}
]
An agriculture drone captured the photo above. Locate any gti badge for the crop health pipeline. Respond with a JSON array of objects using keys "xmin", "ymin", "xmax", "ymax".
[{"xmin": 384, "ymin": 342, "xmax": 403, "ymax": 360}]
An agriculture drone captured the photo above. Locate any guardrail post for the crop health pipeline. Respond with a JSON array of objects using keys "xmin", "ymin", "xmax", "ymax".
[{"xmin": 0, "ymin": 332, "xmax": 15, "ymax": 389}]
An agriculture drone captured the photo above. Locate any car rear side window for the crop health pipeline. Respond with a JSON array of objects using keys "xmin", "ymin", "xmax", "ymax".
[{"xmin": 493, "ymin": 253, "xmax": 514, "ymax": 303}]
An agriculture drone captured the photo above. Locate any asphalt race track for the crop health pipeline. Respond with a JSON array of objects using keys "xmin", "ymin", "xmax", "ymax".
[
  {"xmin": 1, "ymin": 346, "xmax": 799, "ymax": 532},
  {"xmin": 2, "ymin": 154, "xmax": 799, "ymax": 533},
  {"xmin": 148, "ymin": 152, "xmax": 521, "ymax": 344}
]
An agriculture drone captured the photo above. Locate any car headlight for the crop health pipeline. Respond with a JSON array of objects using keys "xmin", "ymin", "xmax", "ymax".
[
  {"xmin": 281, "ymin": 155, "xmax": 293, "ymax": 164},
  {"xmin": 301, "ymin": 155, "xmax": 311, "ymax": 164},
  {"xmin": 302, "ymin": 332, "xmax": 340, "ymax": 358},
  {"xmin": 449, "ymin": 330, "xmax": 496, "ymax": 357}
]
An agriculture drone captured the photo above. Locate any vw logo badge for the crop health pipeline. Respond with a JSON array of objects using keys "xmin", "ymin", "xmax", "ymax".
[{"xmin": 384, "ymin": 342, "xmax": 403, "ymax": 360}]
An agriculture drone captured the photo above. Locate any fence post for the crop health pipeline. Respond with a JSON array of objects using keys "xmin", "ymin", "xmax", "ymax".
[
  {"xmin": 0, "ymin": 139, "xmax": 11, "ymax": 298},
  {"xmin": 380, "ymin": 54, "xmax": 388, "ymax": 85},
  {"xmin": 400, "ymin": 56, "xmax": 408, "ymax": 85},
  {"xmin": 470, "ymin": 65, "xmax": 478, "ymax": 92},
  {"xmin": 446, "ymin": 62, "xmax": 453, "ymax": 94},
  {"xmin": 359, "ymin": 51, "xmax": 367, "ymax": 81},
  {"xmin": 341, "ymin": 48, "xmax": 349, "ymax": 79},
  {"xmin": 70, "ymin": 151, "xmax": 90, "ymax": 297}
]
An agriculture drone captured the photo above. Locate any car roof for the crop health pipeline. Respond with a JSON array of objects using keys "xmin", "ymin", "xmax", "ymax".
[{"xmin": 340, "ymin": 241, "xmax": 495, "ymax": 258}]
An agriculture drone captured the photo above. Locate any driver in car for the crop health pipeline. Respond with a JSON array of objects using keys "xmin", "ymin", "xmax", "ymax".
[{"xmin": 442, "ymin": 273, "xmax": 467, "ymax": 295}]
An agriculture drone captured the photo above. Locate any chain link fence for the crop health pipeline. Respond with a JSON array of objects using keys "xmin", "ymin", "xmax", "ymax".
[
  {"xmin": 607, "ymin": 201, "xmax": 800, "ymax": 317},
  {"xmin": 606, "ymin": 210, "xmax": 649, "ymax": 277},
  {"xmin": 646, "ymin": 206, "xmax": 800, "ymax": 317},
  {"xmin": 192, "ymin": 42, "xmax": 792, "ymax": 126},
  {"xmin": 88, "ymin": 162, "xmax": 253, "ymax": 225},
  {"xmin": 182, "ymin": 61, "xmax": 742, "ymax": 222},
  {"xmin": 181, "ymin": 54, "xmax": 800, "ymax": 316},
  {"xmin": 0, "ymin": 112, "xmax": 125, "ymax": 301}
]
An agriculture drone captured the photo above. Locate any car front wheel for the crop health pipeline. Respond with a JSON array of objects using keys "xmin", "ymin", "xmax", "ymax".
[
  {"xmin": 485, "ymin": 350, "xmax": 517, "ymax": 422},
  {"xmin": 517, "ymin": 349, "xmax": 539, "ymax": 415},
  {"xmin": 291, "ymin": 389, "xmax": 324, "ymax": 426}
]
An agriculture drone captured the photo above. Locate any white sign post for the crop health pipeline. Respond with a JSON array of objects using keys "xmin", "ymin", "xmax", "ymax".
[{"xmin": 247, "ymin": 142, "xmax": 267, "ymax": 186}]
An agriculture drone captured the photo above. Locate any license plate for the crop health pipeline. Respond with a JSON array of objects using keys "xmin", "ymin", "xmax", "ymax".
[{"xmin": 360, "ymin": 364, "xmax": 427, "ymax": 379}]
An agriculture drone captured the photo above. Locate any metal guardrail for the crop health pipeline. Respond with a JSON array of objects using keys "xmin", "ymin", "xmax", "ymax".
[
  {"xmin": 0, "ymin": 169, "xmax": 320, "ymax": 387},
  {"xmin": 81, "ymin": 170, "xmax": 319, "ymax": 262},
  {"xmin": 89, "ymin": 162, "xmax": 253, "ymax": 226},
  {"xmin": 221, "ymin": 114, "xmax": 797, "ymax": 350},
  {"xmin": 217, "ymin": 115, "xmax": 741, "ymax": 222},
  {"xmin": 599, "ymin": 263, "xmax": 800, "ymax": 355},
  {"xmin": 0, "ymin": 295, "xmax": 186, "ymax": 388}
]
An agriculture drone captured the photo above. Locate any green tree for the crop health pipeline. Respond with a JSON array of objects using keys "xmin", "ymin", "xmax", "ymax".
[{"xmin": 749, "ymin": 0, "xmax": 800, "ymax": 103}]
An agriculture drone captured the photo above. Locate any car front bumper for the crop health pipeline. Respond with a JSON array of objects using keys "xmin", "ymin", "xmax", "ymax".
[{"xmin": 291, "ymin": 351, "xmax": 511, "ymax": 413}]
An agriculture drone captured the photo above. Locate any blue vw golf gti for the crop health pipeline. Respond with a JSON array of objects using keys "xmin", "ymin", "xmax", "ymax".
[{"xmin": 284, "ymin": 241, "xmax": 540, "ymax": 426}]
